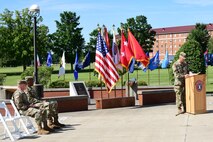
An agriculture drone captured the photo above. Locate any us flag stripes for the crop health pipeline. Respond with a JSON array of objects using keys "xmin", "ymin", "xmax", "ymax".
[{"xmin": 95, "ymin": 32, "xmax": 119, "ymax": 93}]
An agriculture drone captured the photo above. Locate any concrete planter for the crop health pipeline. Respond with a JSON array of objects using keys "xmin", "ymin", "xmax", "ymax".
[{"xmin": 96, "ymin": 96, "xmax": 135, "ymax": 109}]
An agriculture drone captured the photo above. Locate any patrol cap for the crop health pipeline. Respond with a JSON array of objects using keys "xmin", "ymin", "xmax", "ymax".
[
  {"xmin": 25, "ymin": 76, "xmax": 34, "ymax": 81},
  {"xmin": 18, "ymin": 80, "xmax": 27, "ymax": 85},
  {"xmin": 179, "ymin": 52, "xmax": 186, "ymax": 59}
]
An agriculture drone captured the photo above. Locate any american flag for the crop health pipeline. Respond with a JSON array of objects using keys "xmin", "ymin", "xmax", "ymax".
[{"xmin": 95, "ymin": 32, "xmax": 120, "ymax": 93}]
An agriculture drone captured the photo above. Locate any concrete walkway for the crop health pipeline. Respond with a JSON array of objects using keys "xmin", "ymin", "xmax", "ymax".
[{"xmin": 1, "ymin": 96, "xmax": 213, "ymax": 142}]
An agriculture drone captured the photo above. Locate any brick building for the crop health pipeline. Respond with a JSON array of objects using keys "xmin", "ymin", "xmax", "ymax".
[{"xmin": 152, "ymin": 24, "xmax": 213, "ymax": 60}]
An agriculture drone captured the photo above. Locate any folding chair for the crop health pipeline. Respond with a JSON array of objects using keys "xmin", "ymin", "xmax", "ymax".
[
  {"xmin": 9, "ymin": 100, "xmax": 36, "ymax": 134},
  {"xmin": 0, "ymin": 101, "xmax": 24, "ymax": 141}
]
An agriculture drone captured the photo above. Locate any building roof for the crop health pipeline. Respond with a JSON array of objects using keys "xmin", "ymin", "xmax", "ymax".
[{"xmin": 153, "ymin": 23, "xmax": 213, "ymax": 35}]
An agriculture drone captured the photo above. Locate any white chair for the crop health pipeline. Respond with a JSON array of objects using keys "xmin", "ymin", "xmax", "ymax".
[
  {"xmin": 0, "ymin": 101, "xmax": 23, "ymax": 141},
  {"xmin": 9, "ymin": 100, "xmax": 36, "ymax": 135}
]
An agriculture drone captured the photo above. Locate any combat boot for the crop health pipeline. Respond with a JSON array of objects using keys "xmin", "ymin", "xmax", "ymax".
[
  {"xmin": 37, "ymin": 123, "xmax": 50, "ymax": 135},
  {"xmin": 43, "ymin": 120, "xmax": 55, "ymax": 132},
  {"xmin": 54, "ymin": 117, "xmax": 66, "ymax": 127},
  {"xmin": 176, "ymin": 107, "xmax": 183, "ymax": 116},
  {"xmin": 48, "ymin": 119, "xmax": 61, "ymax": 129}
]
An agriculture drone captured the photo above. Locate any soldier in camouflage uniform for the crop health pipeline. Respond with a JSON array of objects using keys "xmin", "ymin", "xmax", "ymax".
[
  {"xmin": 172, "ymin": 52, "xmax": 189, "ymax": 116},
  {"xmin": 25, "ymin": 76, "xmax": 65, "ymax": 129},
  {"xmin": 12, "ymin": 80, "xmax": 50, "ymax": 135}
]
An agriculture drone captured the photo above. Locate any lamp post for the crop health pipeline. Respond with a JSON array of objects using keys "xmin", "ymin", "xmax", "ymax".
[
  {"xmin": 29, "ymin": 4, "xmax": 40, "ymax": 84},
  {"xmin": 29, "ymin": 4, "xmax": 43, "ymax": 98}
]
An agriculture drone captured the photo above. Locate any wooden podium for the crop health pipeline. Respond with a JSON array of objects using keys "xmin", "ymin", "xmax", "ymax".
[{"xmin": 185, "ymin": 74, "xmax": 206, "ymax": 114}]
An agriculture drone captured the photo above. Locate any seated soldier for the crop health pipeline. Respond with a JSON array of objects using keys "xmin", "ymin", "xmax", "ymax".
[
  {"xmin": 12, "ymin": 80, "xmax": 50, "ymax": 135},
  {"xmin": 25, "ymin": 76, "xmax": 65, "ymax": 129}
]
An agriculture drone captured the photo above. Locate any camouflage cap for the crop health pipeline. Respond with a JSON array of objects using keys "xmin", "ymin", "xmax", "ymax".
[
  {"xmin": 25, "ymin": 76, "xmax": 34, "ymax": 81},
  {"xmin": 18, "ymin": 80, "xmax": 27, "ymax": 85},
  {"xmin": 179, "ymin": 52, "xmax": 186, "ymax": 59}
]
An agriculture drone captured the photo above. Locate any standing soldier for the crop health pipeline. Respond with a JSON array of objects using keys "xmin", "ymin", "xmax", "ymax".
[
  {"xmin": 12, "ymin": 80, "xmax": 49, "ymax": 135},
  {"xmin": 25, "ymin": 76, "xmax": 65, "ymax": 129},
  {"xmin": 172, "ymin": 52, "xmax": 189, "ymax": 116}
]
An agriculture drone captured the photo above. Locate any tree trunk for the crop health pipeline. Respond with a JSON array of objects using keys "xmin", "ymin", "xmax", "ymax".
[
  {"xmin": 71, "ymin": 63, "xmax": 73, "ymax": 72},
  {"xmin": 23, "ymin": 64, "xmax": 26, "ymax": 71}
]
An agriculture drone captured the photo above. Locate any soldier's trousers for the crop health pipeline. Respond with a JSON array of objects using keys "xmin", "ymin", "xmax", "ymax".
[
  {"xmin": 33, "ymin": 101, "xmax": 58, "ymax": 119},
  {"xmin": 19, "ymin": 107, "xmax": 46, "ymax": 125},
  {"xmin": 174, "ymin": 86, "xmax": 186, "ymax": 109}
]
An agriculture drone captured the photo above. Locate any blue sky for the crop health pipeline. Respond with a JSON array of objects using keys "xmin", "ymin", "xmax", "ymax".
[{"xmin": 1, "ymin": 0, "xmax": 213, "ymax": 42}]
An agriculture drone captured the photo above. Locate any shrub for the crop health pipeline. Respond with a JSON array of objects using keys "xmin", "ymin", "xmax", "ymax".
[
  {"xmin": 0, "ymin": 74, "xmax": 6, "ymax": 85},
  {"xmin": 85, "ymin": 80, "xmax": 105, "ymax": 87},
  {"xmin": 137, "ymin": 80, "xmax": 148, "ymax": 86},
  {"xmin": 49, "ymin": 80, "xmax": 69, "ymax": 88},
  {"xmin": 123, "ymin": 80, "xmax": 148, "ymax": 86},
  {"xmin": 21, "ymin": 66, "xmax": 54, "ymax": 87}
]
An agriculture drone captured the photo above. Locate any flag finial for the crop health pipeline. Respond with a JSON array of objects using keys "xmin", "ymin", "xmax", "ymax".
[{"xmin": 97, "ymin": 24, "xmax": 101, "ymax": 32}]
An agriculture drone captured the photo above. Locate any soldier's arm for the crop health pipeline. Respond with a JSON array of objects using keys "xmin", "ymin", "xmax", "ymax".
[
  {"xmin": 173, "ymin": 63, "xmax": 185, "ymax": 78},
  {"xmin": 13, "ymin": 93, "xmax": 29, "ymax": 110},
  {"xmin": 27, "ymin": 88, "xmax": 41, "ymax": 103}
]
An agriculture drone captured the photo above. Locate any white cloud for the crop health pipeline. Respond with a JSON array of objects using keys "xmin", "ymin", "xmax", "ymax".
[{"xmin": 175, "ymin": 0, "xmax": 213, "ymax": 6}]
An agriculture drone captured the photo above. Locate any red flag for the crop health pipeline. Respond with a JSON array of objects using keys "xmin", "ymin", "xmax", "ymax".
[
  {"xmin": 128, "ymin": 30, "xmax": 149, "ymax": 67},
  {"xmin": 120, "ymin": 31, "xmax": 134, "ymax": 70},
  {"xmin": 95, "ymin": 32, "xmax": 119, "ymax": 93},
  {"xmin": 103, "ymin": 27, "xmax": 111, "ymax": 55}
]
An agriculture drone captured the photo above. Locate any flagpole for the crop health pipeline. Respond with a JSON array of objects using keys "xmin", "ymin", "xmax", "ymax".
[
  {"xmin": 89, "ymin": 63, "xmax": 91, "ymax": 81},
  {"xmin": 158, "ymin": 68, "xmax": 160, "ymax": 85},
  {"xmin": 128, "ymin": 72, "xmax": 130, "ymax": 97},
  {"xmin": 100, "ymin": 76, "xmax": 103, "ymax": 99},
  {"xmin": 114, "ymin": 85, "xmax": 116, "ymax": 98},
  {"xmin": 148, "ymin": 70, "xmax": 150, "ymax": 85},
  {"xmin": 168, "ymin": 68, "xmax": 170, "ymax": 85},
  {"xmin": 121, "ymin": 74, "xmax": 123, "ymax": 97},
  {"xmin": 137, "ymin": 68, "xmax": 139, "ymax": 81}
]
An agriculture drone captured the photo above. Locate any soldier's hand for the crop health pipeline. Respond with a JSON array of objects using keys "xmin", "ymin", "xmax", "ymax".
[{"xmin": 185, "ymin": 74, "xmax": 189, "ymax": 78}]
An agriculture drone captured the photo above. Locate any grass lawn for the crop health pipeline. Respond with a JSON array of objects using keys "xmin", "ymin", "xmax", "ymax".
[{"xmin": 1, "ymin": 65, "xmax": 213, "ymax": 92}]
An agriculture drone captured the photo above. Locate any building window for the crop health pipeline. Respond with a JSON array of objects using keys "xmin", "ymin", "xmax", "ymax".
[
  {"xmin": 174, "ymin": 45, "xmax": 176, "ymax": 48},
  {"xmin": 174, "ymin": 34, "xmax": 176, "ymax": 37}
]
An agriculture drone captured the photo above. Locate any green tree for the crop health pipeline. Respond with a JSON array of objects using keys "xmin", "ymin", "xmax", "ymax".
[
  {"xmin": 187, "ymin": 23, "xmax": 210, "ymax": 53},
  {"xmin": 86, "ymin": 28, "xmax": 99, "ymax": 63},
  {"xmin": 170, "ymin": 23, "xmax": 210, "ymax": 84},
  {"xmin": 207, "ymin": 37, "xmax": 213, "ymax": 53},
  {"xmin": 0, "ymin": 8, "xmax": 50, "ymax": 70},
  {"xmin": 52, "ymin": 11, "xmax": 85, "ymax": 70},
  {"xmin": 86, "ymin": 26, "xmax": 114, "ymax": 63},
  {"xmin": 0, "ymin": 9, "xmax": 16, "ymax": 67},
  {"xmin": 118, "ymin": 15, "xmax": 156, "ymax": 52}
]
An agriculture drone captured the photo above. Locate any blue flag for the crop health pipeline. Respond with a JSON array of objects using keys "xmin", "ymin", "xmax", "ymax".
[
  {"xmin": 137, "ymin": 61, "xmax": 147, "ymax": 72},
  {"xmin": 161, "ymin": 50, "xmax": 169, "ymax": 69},
  {"xmin": 204, "ymin": 50, "xmax": 208, "ymax": 67},
  {"xmin": 74, "ymin": 52, "xmax": 81, "ymax": 80},
  {"xmin": 82, "ymin": 51, "xmax": 91, "ymax": 68},
  {"xmin": 74, "ymin": 51, "xmax": 90, "ymax": 80},
  {"xmin": 128, "ymin": 58, "xmax": 136, "ymax": 73},
  {"xmin": 149, "ymin": 51, "xmax": 159, "ymax": 71},
  {"xmin": 46, "ymin": 51, "xmax": 52, "ymax": 67}
]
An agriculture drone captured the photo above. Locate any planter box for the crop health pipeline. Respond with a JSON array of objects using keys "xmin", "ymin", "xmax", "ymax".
[
  {"xmin": 96, "ymin": 96, "xmax": 135, "ymax": 109},
  {"xmin": 138, "ymin": 89, "xmax": 175, "ymax": 106},
  {"xmin": 43, "ymin": 96, "xmax": 88, "ymax": 112}
]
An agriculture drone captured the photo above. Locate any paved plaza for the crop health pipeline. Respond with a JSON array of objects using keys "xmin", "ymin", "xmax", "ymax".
[{"xmin": 1, "ymin": 96, "xmax": 213, "ymax": 142}]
